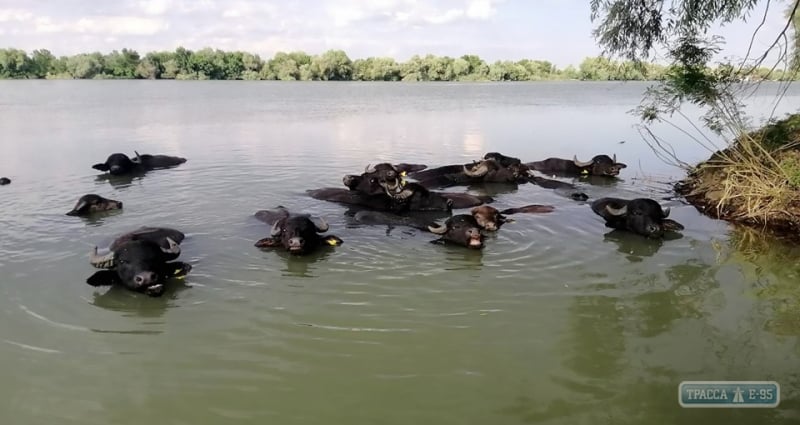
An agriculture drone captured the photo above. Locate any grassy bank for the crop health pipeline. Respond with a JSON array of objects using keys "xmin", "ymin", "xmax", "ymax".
[{"xmin": 675, "ymin": 113, "xmax": 800, "ymax": 238}]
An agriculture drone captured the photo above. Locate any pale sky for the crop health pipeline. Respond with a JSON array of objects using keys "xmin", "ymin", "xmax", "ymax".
[{"xmin": 0, "ymin": 0, "xmax": 792, "ymax": 67}]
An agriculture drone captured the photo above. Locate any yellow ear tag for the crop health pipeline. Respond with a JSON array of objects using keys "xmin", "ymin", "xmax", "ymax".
[
  {"xmin": 581, "ymin": 169, "xmax": 589, "ymax": 175},
  {"xmin": 174, "ymin": 269, "xmax": 182, "ymax": 275},
  {"xmin": 326, "ymin": 239, "xmax": 340, "ymax": 246},
  {"xmin": 400, "ymin": 171, "xmax": 407, "ymax": 177}
]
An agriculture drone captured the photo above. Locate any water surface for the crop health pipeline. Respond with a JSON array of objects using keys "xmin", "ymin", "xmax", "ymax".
[{"xmin": 0, "ymin": 81, "xmax": 798, "ymax": 424}]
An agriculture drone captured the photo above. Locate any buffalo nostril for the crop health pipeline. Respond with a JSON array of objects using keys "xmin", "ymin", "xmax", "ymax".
[{"xmin": 134, "ymin": 272, "xmax": 157, "ymax": 287}]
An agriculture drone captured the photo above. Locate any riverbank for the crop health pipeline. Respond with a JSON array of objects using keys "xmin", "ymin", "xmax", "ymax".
[{"xmin": 675, "ymin": 113, "xmax": 800, "ymax": 239}]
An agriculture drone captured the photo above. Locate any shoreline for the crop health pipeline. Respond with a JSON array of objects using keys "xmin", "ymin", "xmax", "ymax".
[{"xmin": 674, "ymin": 113, "xmax": 800, "ymax": 242}]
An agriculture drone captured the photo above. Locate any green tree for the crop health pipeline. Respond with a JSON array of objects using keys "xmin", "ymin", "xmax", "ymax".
[
  {"xmin": 65, "ymin": 53, "xmax": 103, "ymax": 79},
  {"xmin": 0, "ymin": 48, "xmax": 32, "ymax": 78},
  {"xmin": 104, "ymin": 49, "xmax": 140, "ymax": 78},
  {"xmin": 29, "ymin": 49, "xmax": 55, "ymax": 78},
  {"xmin": 310, "ymin": 50, "xmax": 353, "ymax": 81},
  {"xmin": 590, "ymin": 0, "xmax": 800, "ymax": 129}
]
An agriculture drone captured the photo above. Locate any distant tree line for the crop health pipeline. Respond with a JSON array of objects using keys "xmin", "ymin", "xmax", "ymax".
[{"xmin": 0, "ymin": 47, "xmax": 793, "ymax": 82}]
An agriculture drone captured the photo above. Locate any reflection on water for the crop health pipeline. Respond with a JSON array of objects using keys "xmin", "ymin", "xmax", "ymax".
[
  {"xmin": 0, "ymin": 81, "xmax": 798, "ymax": 425},
  {"xmin": 602, "ymin": 229, "xmax": 682, "ymax": 262}
]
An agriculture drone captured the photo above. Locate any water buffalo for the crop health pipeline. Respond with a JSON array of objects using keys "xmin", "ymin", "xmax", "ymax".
[
  {"xmin": 427, "ymin": 214, "xmax": 486, "ymax": 249},
  {"xmin": 86, "ymin": 227, "xmax": 191, "ymax": 297},
  {"xmin": 590, "ymin": 197, "xmax": 684, "ymax": 238},
  {"xmin": 410, "ymin": 157, "xmax": 530, "ymax": 188},
  {"xmin": 308, "ymin": 183, "xmax": 492, "ymax": 211},
  {"xmin": 66, "ymin": 194, "xmax": 123, "ymax": 216},
  {"xmin": 343, "ymin": 162, "xmax": 427, "ymax": 197},
  {"xmin": 92, "ymin": 151, "xmax": 187, "ymax": 176},
  {"xmin": 528, "ymin": 154, "xmax": 627, "ymax": 177},
  {"xmin": 254, "ymin": 207, "xmax": 343, "ymax": 255},
  {"xmin": 0, "ymin": 177, "xmax": 10, "ymax": 185}
]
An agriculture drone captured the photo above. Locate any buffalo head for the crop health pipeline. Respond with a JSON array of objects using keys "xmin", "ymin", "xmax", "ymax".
[
  {"xmin": 471, "ymin": 205, "xmax": 513, "ymax": 231},
  {"xmin": 386, "ymin": 182, "xmax": 454, "ymax": 212},
  {"xmin": 572, "ymin": 154, "xmax": 627, "ymax": 177},
  {"xmin": 255, "ymin": 208, "xmax": 342, "ymax": 255},
  {"xmin": 463, "ymin": 158, "xmax": 531, "ymax": 183},
  {"xmin": 87, "ymin": 227, "xmax": 189, "ymax": 296},
  {"xmin": 66, "ymin": 194, "xmax": 123, "ymax": 216},
  {"xmin": 428, "ymin": 214, "xmax": 485, "ymax": 249},
  {"xmin": 343, "ymin": 163, "xmax": 407, "ymax": 197},
  {"xmin": 591, "ymin": 197, "xmax": 684, "ymax": 238},
  {"xmin": 483, "ymin": 152, "xmax": 522, "ymax": 168},
  {"xmin": 92, "ymin": 153, "xmax": 138, "ymax": 176}
]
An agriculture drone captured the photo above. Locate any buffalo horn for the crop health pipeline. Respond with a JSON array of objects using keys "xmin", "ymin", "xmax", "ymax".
[
  {"xmin": 613, "ymin": 153, "xmax": 617, "ymax": 163},
  {"xmin": 89, "ymin": 247, "xmax": 116, "ymax": 269},
  {"xmin": 463, "ymin": 161, "xmax": 489, "ymax": 177},
  {"xmin": 388, "ymin": 186, "xmax": 415, "ymax": 200},
  {"xmin": 134, "ymin": 150, "xmax": 142, "ymax": 163},
  {"xmin": 365, "ymin": 164, "xmax": 376, "ymax": 174},
  {"xmin": 161, "ymin": 237, "xmax": 181, "ymax": 255},
  {"xmin": 573, "ymin": 155, "xmax": 594, "ymax": 167},
  {"xmin": 67, "ymin": 199, "xmax": 88, "ymax": 215},
  {"xmin": 309, "ymin": 216, "xmax": 329, "ymax": 232},
  {"xmin": 605, "ymin": 204, "xmax": 628, "ymax": 216},
  {"xmin": 270, "ymin": 221, "xmax": 282, "ymax": 237},
  {"xmin": 427, "ymin": 223, "xmax": 448, "ymax": 234},
  {"xmin": 662, "ymin": 206, "xmax": 670, "ymax": 218}
]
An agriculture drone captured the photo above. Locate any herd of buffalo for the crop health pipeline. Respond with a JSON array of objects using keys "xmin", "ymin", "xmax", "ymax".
[{"xmin": 0, "ymin": 150, "xmax": 684, "ymax": 297}]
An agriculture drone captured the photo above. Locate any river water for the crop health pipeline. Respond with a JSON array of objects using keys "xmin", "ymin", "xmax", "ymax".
[{"xmin": 0, "ymin": 80, "xmax": 798, "ymax": 424}]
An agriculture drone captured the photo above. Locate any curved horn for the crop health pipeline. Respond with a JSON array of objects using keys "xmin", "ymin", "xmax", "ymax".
[
  {"xmin": 89, "ymin": 247, "xmax": 116, "ymax": 269},
  {"xmin": 662, "ymin": 206, "xmax": 670, "ymax": 218},
  {"xmin": 270, "ymin": 220, "xmax": 282, "ymax": 236},
  {"xmin": 463, "ymin": 162, "xmax": 489, "ymax": 177},
  {"xmin": 613, "ymin": 153, "xmax": 617, "ymax": 163},
  {"xmin": 387, "ymin": 186, "xmax": 415, "ymax": 200},
  {"xmin": 427, "ymin": 223, "xmax": 448, "ymax": 234},
  {"xmin": 134, "ymin": 151, "xmax": 142, "ymax": 163},
  {"xmin": 365, "ymin": 164, "xmax": 376, "ymax": 174},
  {"xmin": 604, "ymin": 204, "xmax": 628, "ymax": 216},
  {"xmin": 160, "ymin": 237, "xmax": 181, "ymax": 255},
  {"xmin": 66, "ymin": 199, "xmax": 88, "ymax": 216},
  {"xmin": 573, "ymin": 155, "xmax": 594, "ymax": 167},
  {"xmin": 309, "ymin": 216, "xmax": 329, "ymax": 232}
]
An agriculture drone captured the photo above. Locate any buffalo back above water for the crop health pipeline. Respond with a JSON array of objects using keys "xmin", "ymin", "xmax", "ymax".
[{"xmin": 92, "ymin": 151, "xmax": 186, "ymax": 176}]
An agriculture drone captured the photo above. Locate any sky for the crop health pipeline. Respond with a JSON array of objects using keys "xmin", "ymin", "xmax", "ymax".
[{"xmin": 0, "ymin": 0, "xmax": 793, "ymax": 67}]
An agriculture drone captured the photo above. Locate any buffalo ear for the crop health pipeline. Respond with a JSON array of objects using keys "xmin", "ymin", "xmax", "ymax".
[
  {"xmin": 616, "ymin": 162, "xmax": 628, "ymax": 169},
  {"xmin": 662, "ymin": 219, "xmax": 685, "ymax": 232},
  {"xmin": 86, "ymin": 270, "xmax": 119, "ymax": 287},
  {"xmin": 92, "ymin": 163, "xmax": 109, "ymax": 171},
  {"xmin": 322, "ymin": 235, "xmax": 343, "ymax": 246},
  {"xmin": 254, "ymin": 237, "xmax": 281, "ymax": 248}
]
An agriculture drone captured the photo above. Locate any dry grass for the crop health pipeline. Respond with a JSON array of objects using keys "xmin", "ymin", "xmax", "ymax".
[{"xmin": 678, "ymin": 113, "xmax": 800, "ymax": 231}]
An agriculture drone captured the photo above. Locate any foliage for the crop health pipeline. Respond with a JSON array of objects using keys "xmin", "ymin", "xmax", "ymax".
[
  {"xmin": 591, "ymin": 0, "xmax": 800, "ymax": 130},
  {"xmin": 0, "ymin": 47, "xmax": 795, "ymax": 82}
]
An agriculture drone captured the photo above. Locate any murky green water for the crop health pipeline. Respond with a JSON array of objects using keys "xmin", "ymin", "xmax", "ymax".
[{"xmin": 0, "ymin": 81, "xmax": 798, "ymax": 424}]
